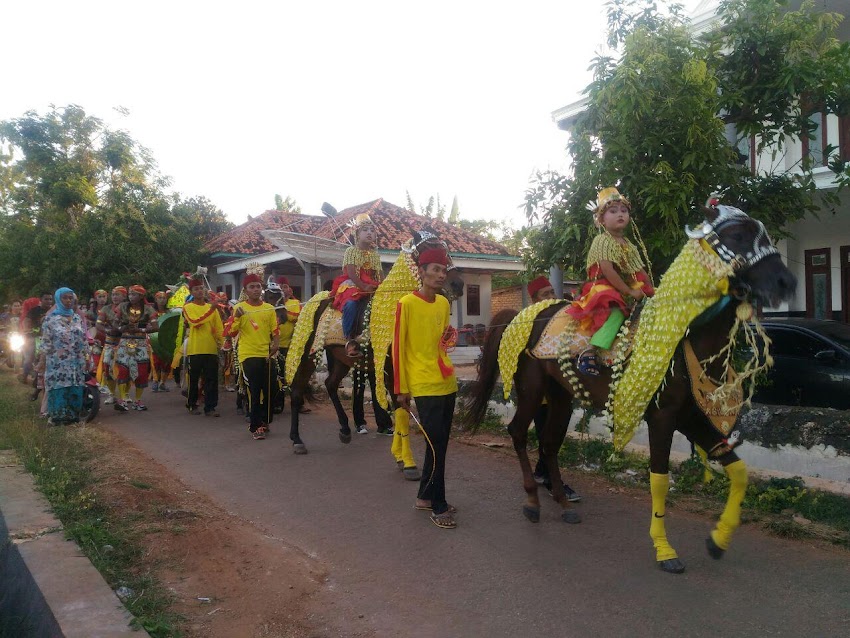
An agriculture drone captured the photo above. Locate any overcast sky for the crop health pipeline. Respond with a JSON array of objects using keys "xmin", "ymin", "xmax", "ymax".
[{"xmin": 2, "ymin": 1, "xmax": 702, "ymax": 226}]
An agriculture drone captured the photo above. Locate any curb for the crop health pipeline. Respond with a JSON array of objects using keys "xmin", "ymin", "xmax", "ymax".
[{"xmin": 0, "ymin": 450, "xmax": 146, "ymax": 638}]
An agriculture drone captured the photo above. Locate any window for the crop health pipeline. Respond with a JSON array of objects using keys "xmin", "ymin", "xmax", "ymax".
[
  {"xmin": 839, "ymin": 115, "xmax": 850, "ymax": 163},
  {"xmin": 766, "ymin": 328, "xmax": 827, "ymax": 359},
  {"xmin": 466, "ymin": 284, "xmax": 481, "ymax": 316},
  {"xmin": 801, "ymin": 113, "xmax": 828, "ymax": 167},
  {"xmin": 805, "ymin": 248, "xmax": 831, "ymax": 319}
]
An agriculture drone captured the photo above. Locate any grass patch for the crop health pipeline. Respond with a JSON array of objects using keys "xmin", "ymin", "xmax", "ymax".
[{"xmin": 0, "ymin": 372, "xmax": 182, "ymax": 637}]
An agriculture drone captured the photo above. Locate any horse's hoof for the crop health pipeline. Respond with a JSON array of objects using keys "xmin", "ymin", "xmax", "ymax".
[
  {"xmin": 561, "ymin": 509, "xmax": 581, "ymax": 524},
  {"xmin": 339, "ymin": 431, "xmax": 352, "ymax": 444},
  {"xmin": 522, "ymin": 505, "xmax": 540, "ymax": 523},
  {"xmin": 402, "ymin": 467, "xmax": 421, "ymax": 481},
  {"xmin": 293, "ymin": 443, "xmax": 308, "ymax": 455},
  {"xmin": 658, "ymin": 558, "xmax": 686, "ymax": 574},
  {"xmin": 706, "ymin": 536, "xmax": 725, "ymax": 560}
]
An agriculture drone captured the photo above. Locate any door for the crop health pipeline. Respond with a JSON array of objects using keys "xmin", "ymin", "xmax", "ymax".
[{"xmin": 805, "ymin": 248, "xmax": 831, "ymax": 319}]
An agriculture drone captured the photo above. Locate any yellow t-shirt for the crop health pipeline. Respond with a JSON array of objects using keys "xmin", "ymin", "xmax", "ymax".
[
  {"xmin": 392, "ymin": 292, "xmax": 457, "ymax": 398},
  {"xmin": 232, "ymin": 301, "xmax": 279, "ymax": 362},
  {"xmin": 183, "ymin": 302, "xmax": 224, "ymax": 356},
  {"xmin": 278, "ymin": 298, "xmax": 301, "ymax": 349}
]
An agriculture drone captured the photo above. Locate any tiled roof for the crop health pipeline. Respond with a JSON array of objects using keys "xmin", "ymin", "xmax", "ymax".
[
  {"xmin": 203, "ymin": 210, "xmax": 326, "ymax": 255},
  {"xmin": 204, "ymin": 199, "xmax": 512, "ymax": 257}
]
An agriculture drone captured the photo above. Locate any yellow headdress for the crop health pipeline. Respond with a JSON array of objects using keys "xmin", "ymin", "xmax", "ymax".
[{"xmin": 586, "ymin": 187, "xmax": 630, "ymax": 222}]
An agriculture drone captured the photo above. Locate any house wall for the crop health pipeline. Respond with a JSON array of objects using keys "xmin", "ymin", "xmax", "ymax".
[
  {"xmin": 778, "ymin": 194, "xmax": 850, "ymax": 317},
  {"xmin": 455, "ymin": 272, "xmax": 492, "ymax": 331},
  {"xmin": 491, "ymin": 286, "xmax": 523, "ymax": 316}
]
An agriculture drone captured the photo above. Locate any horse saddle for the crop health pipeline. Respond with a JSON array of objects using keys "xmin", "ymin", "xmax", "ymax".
[
  {"xmin": 316, "ymin": 299, "xmax": 369, "ymax": 348},
  {"xmin": 530, "ymin": 308, "xmax": 639, "ymax": 368}
]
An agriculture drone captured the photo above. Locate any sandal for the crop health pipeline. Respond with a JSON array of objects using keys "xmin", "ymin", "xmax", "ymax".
[
  {"xmin": 415, "ymin": 501, "xmax": 458, "ymax": 514},
  {"xmin": 576, "ymin": 349, "xmax": 601, "ymax": 376},
  {"xmin": 430, "ymin": 511, "xmax": 457, "ymax": 529},
  {"xmin": 252, "ymin": 427, "xmax": 266, "ymax": 440}
]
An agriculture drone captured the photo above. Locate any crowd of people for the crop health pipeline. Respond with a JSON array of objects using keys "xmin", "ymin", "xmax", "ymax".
[{"xmin": 0, "ymin": 187, "xmax": 650, "ymax": 531}]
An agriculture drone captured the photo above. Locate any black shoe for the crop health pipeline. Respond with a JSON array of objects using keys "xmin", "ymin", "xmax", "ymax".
[
  {"xmin": 114, "ymin": 401, "xmax": 130, "ymax": 412},
  {"xmin": 546, "ymin": 481, "xmax": 582, "ymax": 503},
  {"xmin": 236, "ymin": 407, "xmax": 244, "ymax": 416}
]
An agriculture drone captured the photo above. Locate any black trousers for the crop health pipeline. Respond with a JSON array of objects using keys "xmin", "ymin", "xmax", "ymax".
[
  {"xmin": 414, "ymin": 393, "xmax": 457, "ymax": 515},
  {"xmin": 242, "ymin": 357, "xmax": 277, "ymax": 430},
  {"xmin": 187, "ymin": 354, "xmax": 219, "ymax": 413}
]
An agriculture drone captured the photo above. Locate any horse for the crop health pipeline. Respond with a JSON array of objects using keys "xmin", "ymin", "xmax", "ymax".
[
  {"xmin": 285, "ymin": 232, "xmax": 464, "ymax": 455},
  {"xmin": 466, "ymin": 204, "xmax": 796, "ymax": 574}
]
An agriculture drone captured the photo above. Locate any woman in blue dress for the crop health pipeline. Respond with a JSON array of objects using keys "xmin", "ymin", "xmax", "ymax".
[{"xmin": 40, "ymin": 288, "xmax": 89, "ymax": 425}]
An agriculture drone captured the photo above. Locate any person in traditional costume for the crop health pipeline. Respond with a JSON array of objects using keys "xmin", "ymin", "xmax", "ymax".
[
  {"xmin": 226, "ymin": 273, "xmax": 279, "ymax": 439},
  {"xmin": 183, "ymin": 279, "xmax": 224, "ymax": 416},
  {"xmin": 393, "ymin": 247, "xmax": 459, "ymax": 529},
  {"xmin": 39, "ymin": 288, "xmax": 89, "ymax": 425},
  {"xmin": 526, "ymin": 275, "xmax": 582, "ymax": 502},
  {"xmin": 150, "ymin": 291, "xmax": 173, "ymax": 392},
  {"xmin": 566, "ymin": 187, "xmax": 654, "ymax": 376},
  {"xmin": 114, "ymin": 285, "xmax": 158, "ymax": 411},
  {"xmin": 96, "ymin": 286, "xmax": 127, "ymax": 403},
  {"xmin": 331, "ymin": 214, "xmax": 383, "ymax": 358},
  {"xmin": 215, "ymin": 292, "xmax": 236, "ymax": 392}
]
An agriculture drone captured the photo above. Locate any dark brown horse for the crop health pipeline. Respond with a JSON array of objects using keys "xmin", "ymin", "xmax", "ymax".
[
  {"xmin": 286, "ymin": 233, "xmax": 464, "ymax": 454},
  {"xmin": 466, "ymin": 205, "xmax": 796, "ymax": 573}
]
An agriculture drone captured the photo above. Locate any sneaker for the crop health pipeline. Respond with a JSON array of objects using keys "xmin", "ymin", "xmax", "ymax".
[
  {"xmin": 98, "ymin": 386, "xmax": 110, "ymax": 395},
  {"xmin": 188, "ymin": 406, "xmax": 201, "ymax": 415},
  {"xmin": 104, "ymin": 396, "xmax": 115, "ymax": 405},
  {"xmin": 225, "ymin": 385, "xmax": 235, "ymax": 393},
  {"xmin": 252, "ymin": 428, "xmax": 266, "ymax": 440},
  {"xmin": 546, "ymin": 482, "xmax": 582, "ymax": 503},
  {"xmin": 134, "ymin": 401, "xmax": 148, "ymax": 411},
  {"xmin": 159, "ymin": 384, "xmax": 170, "ymax": 392},
  {"xmin": 356, "ymin": 424, "xmax": 368, "ymax": 435},
  {"xmin": 114, "ymin": 401, "xmax": 130, "ymax": 412},
  {"xmin": 236, "ymin": 407, "xmax": 244, "ymax": 416},
  {"xmin": 376, "ymin": 427, "xmax": 395, "ymax": 436},
  {"xmin": 151, "ymin": 382, "xmax": 160, "ymax": 393},
  {"xmin": 204, "ymin": 410, "xmax": 220, "ymax": 418}
]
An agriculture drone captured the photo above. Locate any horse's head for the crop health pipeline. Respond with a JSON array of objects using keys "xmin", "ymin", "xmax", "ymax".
[
  {"xmin": 408, "ymin": 228, "xmax": 465, "ymax": 301},
  {"xmin": 687, "ymin": 205, "xmax": 796, "ymax": 307}
]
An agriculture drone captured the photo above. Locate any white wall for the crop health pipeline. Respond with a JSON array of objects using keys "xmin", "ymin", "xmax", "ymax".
[{"xmin": 455, "ymin": 272, "xmax": 492, "ymax": 329}]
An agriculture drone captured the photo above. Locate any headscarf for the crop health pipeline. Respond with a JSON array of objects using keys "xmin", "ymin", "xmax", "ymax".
[{"xmin": 52, "ymin": 287, "xmax": 75, "ymax": 317}]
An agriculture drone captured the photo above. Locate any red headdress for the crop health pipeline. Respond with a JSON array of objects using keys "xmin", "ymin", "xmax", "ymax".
[
  {"xmin": 154, "ymin": 291, "xmax": 167, "ymax": 300},
  {"xmin": 277, "ymin": 276, "xmax": 289, "ymax": 286},
  {"xmin": 243, "ymin": 273, "xmax": 262, "ymax": 288},
  {"xmin": 188, "ymin": 278, "xmax": 203, "ymax": 289},
  {"xmin": 112, "ymin": 286, "xmax": 128, "ymax": 296},
  {"xmin": 418, "ymin": 248, "xmax": 449, "ymax": 267},
  {"xmin": 527, "ymin": 276, "xmax": 552, "ymax": 299},
  {"xmin": 129, "ymin": 284, "xmax": 146, "ymax": 296}
]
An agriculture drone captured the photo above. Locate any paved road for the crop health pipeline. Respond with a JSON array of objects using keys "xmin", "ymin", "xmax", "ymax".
[{"xmin": 102, "ymin": 390, "xmax": 850, "ymax": 638}]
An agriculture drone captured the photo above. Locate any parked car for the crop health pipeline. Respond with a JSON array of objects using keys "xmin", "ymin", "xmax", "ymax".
[{"xmin": 751, "ymin": 318, "xmax": 850, "ymax": 410}]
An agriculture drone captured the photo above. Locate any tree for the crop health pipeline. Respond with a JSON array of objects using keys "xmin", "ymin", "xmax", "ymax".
[
  {"xmin": 524, "ymin": 0, "xmax": 850, "ymax": 278},
  {"xmin": 405, "ymin": 190, "xmax": 446, "ymax": 220},
  {"xmin": 0, "ymin": 105, "xmax": 234, "ymax": 298},
  {"xmin": 274, "ymin": 194, "xmax": 301, "ymax": 213}
]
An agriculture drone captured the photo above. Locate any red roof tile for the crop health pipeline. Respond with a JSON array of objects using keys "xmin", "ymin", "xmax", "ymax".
[
  {"xmin": 204, "ymin": 210, "xmax": 326, "ymax": 255},
  {"xmin": 204, "ymin": 199, "xmax": 512, "ymax": 257}
]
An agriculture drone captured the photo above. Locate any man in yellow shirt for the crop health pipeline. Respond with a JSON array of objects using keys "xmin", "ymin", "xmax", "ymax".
[
  {"xmin": 228, "ymin": 274, "xmax": 280, "ymax": 440},
  {"xmin": 183, "ymin": 278, "xmax": 224, "ymax": 417},
  {"xmin": 393, "ymin": 247, "xmax": 458, "ymax": 529}
]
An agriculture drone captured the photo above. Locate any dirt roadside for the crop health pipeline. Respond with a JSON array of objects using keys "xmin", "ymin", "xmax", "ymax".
[{"xmin": 82, "ymin": 426, "xmax": 328, "ymax": 638}]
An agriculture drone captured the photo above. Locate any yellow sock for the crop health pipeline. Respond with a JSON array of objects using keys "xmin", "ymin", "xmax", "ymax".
[
  {"xmin": 649, "ymin": 472, "xmax": 678, "ymax": 562},
  {"xmin": 118, "ymin": 383, "xmax": 129, "ymax": 400},
  {"xmin": 711, "ymin": 459, "xmax": 748, "ymax": 550},
  {"xmin": 391, "ymin": 408, "xmax": 416, "ymax": 468},
  {"xmin": 135, "ymin": 387, "xmax": 144, "ymax": 401}
]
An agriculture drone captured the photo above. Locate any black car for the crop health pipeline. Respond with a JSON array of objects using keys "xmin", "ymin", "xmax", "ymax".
[{"xmin": 752, "ymin": 318, "xmax": 850, "ymax": 410}]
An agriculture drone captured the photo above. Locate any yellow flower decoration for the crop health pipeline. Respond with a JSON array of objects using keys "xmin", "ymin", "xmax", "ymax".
[
  {"xmin": 498, "ymin": 299, "xmax": 561, "ymax": 399},
  {"xmin": 285, "ymin": 291, "xmax": 330, "ymax": 384},
  {"xmin": 610, "ymin": 240, "xmax": 734, "ymax": 450}
]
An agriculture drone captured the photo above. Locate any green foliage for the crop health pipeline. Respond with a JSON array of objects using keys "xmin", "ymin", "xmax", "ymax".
[
  {"xmin": 274, "ymin": 194, "xmax": 301, "ymax": 213},
  {"xmin": 0, "ymin": 378, "xmax": 181, "ymax": 637},
  {"xmin": 0, "ymin": 105, "xmax": 234, "ymax": 299},
  {"xmin": 524, "ymin": 0, "xmax": 850, "ymax": 275}
]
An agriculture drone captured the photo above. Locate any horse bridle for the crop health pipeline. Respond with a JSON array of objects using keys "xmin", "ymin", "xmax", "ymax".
[{"xmin": 685, "ymin": 205, "xmax": 778, "ymax": 273}]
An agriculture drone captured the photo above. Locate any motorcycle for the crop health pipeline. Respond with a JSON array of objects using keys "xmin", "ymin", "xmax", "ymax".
[{"xmin": 79, "ymin": 371, "xmax": 101, "ymax": 423}]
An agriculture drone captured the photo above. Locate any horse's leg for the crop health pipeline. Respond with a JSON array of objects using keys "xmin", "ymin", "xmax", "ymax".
[
  {"xmin": 352, "ymin": 364, "xmax": 366, "ymax": 430},
  {"xmin": 647, "ymin": 406, "xmax": 685, "ymax": 574},
  {"xmin": 289, "ymin": 361, "xmax": 314, "ymax": 455},
  {"xmin": 325, "ymin": 352, "xmax": 352, "ymax": 443},
  {"xmin": 509, "ymin": 358, "xmax": 546, "ymax": 523},
  {"xmin": 368, "ymin": 364, "xmax": 394, "ymax": 433},
  {"xmin": 541, "ymin": 390, "xmax": 580, "ymax": 524}
]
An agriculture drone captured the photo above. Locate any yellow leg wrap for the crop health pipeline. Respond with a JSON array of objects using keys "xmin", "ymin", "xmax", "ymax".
[
  {"xmin": 695, "ymin": 445, "xmax": 714, "ymax": 483},
  {"xmin": 710, "ymin": 459, "xmax": 748, "ymax": 551},
  {"xmin": 391, "ymin": 408, "xmax": 416, "ymax": 468},
  {"xmin": 135, "ymin": 387, "xmax": 144, "ymax": 401},
  {"xmin": 118, "ymin": 383, "xmax": 129, "ymax": 401},
  {"xmin": 650, "ymin": 472, "xmax": 679, "ymax": 562},
  {"xmin": 106, "ymin": 379, "xmax": 116, "ymax": 394}
]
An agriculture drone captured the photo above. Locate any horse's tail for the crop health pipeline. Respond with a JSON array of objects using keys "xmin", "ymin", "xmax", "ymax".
[{"xmin": 464, "ymin": 308, "xmax": 518, "ymax": 427}]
